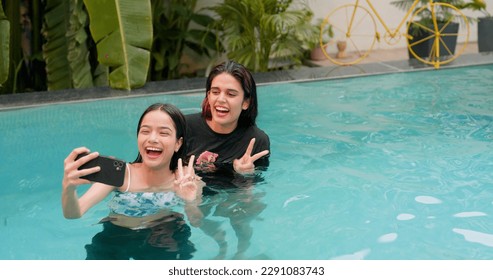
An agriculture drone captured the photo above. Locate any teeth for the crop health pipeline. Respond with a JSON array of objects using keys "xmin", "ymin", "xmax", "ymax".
[
  {"xmin": 146, "ymin": 147, "xmax": 162, "ymax": 151},
  {"xmin": 216, "ymin": 106, "xmax": 229, "ymax": 112}
]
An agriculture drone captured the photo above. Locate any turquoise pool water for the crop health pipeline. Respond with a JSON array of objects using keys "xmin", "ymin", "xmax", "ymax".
[{"xmin": 1, "ymin": 64, "xmax": 493, "ymax": 259}]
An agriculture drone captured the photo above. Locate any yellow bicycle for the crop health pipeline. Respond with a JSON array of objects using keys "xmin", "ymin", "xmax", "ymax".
[{"xmin": 319, "ymin": 0, "xmax": 470, "ymax": 69}]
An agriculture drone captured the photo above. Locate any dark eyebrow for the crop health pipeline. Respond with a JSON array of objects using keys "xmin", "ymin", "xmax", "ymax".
[
  {"xmin": 210, "ymin": 86, "xmax": 239, "ymax": 94},
  {"xmin": 139, "ymin": 125, "xmax": 173, "ymax": 131},
  {"xmin": 158, "ymin": 126, "xmax": 173, "ymax": 131}
]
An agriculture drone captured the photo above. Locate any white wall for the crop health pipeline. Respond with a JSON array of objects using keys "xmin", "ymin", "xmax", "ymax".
[{"xmin": 307, "ymin": 0, "xmax": 493, "ymax": 50}]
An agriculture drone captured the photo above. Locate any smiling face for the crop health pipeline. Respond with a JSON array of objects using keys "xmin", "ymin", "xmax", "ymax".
[
  {"xmin": 206, "ymin": 73, "xmax": 250, "ymax": 134},
  {"xmin": 137, "ymin": 110, "xmax": 183, "ymax": 170}
]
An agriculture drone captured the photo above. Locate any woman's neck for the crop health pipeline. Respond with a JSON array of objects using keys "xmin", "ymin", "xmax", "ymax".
[
  {"xmin": 132, "ymin": 163, "xmax": 175, "ymax": 191},
  {"xmin": 206, "ymin": 119, "xmax": 237, "ymax": 134}
]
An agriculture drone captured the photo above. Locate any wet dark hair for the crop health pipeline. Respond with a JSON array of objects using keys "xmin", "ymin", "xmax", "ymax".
[
  {"xmin": 201, "ymin": 60, "xmax": 258, "ymax": 127},
  {"xmin": 133, "ymin": 103, "xmax": 186, "ymax": 171}
]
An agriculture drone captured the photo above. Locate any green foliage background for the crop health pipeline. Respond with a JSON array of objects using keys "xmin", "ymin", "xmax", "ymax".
[{"xmin": 0, "ymin": 0, "xmax": 319, "ymax": 94}]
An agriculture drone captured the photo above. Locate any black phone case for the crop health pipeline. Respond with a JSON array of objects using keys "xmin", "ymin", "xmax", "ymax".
[{"xmin": 75, "ymin": 153, "xmax": 126, "ymax": 187}]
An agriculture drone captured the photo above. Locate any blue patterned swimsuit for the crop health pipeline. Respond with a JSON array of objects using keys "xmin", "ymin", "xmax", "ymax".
[
  {"xmin": 106, "ymin": 164, "xmax": 182, "ymax": 218},
  {"xmin": 107, "ymin": 190, "xmax": 180, "ymax": 217}
]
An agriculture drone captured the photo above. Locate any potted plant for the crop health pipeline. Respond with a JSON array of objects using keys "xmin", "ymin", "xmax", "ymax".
[
  {"xmin": 459, "ymin": 0, "xmax": 492, "ymax": 52},
  {"xmin": 477, "ymin": 12, "xmax": 493, "ymax": 52},
  {"xmin": 308, "ymin": 19, "xmax": 334, "ymax": 61},
  {"xmin": 391, "ymin": 0, "xmax": 469, "ymax": 60},
  {"xmin": 205, "ymin": 0, "xmax": 320, "ymax": 72}
]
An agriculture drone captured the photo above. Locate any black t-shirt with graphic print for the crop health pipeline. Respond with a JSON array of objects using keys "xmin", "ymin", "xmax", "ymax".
[{"xmin": 184, "ymin": 113, "xmax": 270, "ymax": 172}]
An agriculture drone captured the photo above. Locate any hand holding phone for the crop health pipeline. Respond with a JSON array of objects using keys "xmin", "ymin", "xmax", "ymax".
[{"xmin": 75, "ymin": 153, "xmax": 126, "ymax": 187}]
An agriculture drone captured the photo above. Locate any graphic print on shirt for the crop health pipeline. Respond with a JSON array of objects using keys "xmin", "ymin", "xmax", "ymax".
[{"xmin": 195, "ymin": 151, "xmax": 219, "ymax": 172}]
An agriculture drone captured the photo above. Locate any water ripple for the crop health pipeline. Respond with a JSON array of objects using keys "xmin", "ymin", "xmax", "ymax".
[
  {"xmin": 415, "ymin": 196, "xmax": 443, "ymax": 204},
  {"xmin": 378, "ymin": 233, "xmax": 398, "ymax": 243},
  {"xmin": 397, "ymin": 213, "xmax": 416, "ymax": 221},
  {"xmin": 331, "ymin": 249, "xmax": 371, "ymax": 260},
  {"xmin": 453, "ymin": 212, "xmax": 487, "ymax": 218},
  {"xmin": 453, "ymin": 228, "xmax": 493, "ymax": 247},
  {"xmin": 283, "ymin": 194, "xmax": 310, "ymax": 208}
]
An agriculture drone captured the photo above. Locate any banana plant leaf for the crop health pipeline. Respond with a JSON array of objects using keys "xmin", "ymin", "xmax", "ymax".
[
  {"xmin": 67, "ymin": 0, "xmax": 95, "ymax": 89},
  {"xmin": 43, "ymin": 0, "xmax": 71, "ymax": 90},
  {"xmin": 0, "ymin": 3, "xmax": 9, "ymax": 85},
  {"xmin": 43, "ymin": 0, "xmax": 94, "ymax": 90},
  {"xmin": 83, "ymin": 0, "xmax": 152, "ymax": 90}
]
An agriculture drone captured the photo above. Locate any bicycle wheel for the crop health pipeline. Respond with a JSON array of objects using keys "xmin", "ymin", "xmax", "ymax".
[
  {"xmin": 407, "ymin": 2, "xmax": 469, "ymax": 69},
  {"xmin": 320, "ymin": 4, "xmax": 377, "ymax": 66}
]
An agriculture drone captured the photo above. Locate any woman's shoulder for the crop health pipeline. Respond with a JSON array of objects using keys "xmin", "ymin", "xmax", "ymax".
[
  {"xmin": 247, "ymin": 125, "xmax": 270, "ymax": 142},
  {"xmin": 238, "ymin": 125, "xmax": 270, "ymax": 151},
  {"xmin": 185, "ymin": 112, "xmax": 202, "ymax": 123},
  {"xmin": 185, "ymin": 113, "xmax": 207, "ymax": 130}
]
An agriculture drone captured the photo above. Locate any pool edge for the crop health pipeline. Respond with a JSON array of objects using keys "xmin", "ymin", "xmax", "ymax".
[{"xmin": 1, "ymin": 52, "xmax": 493, "ymax": 111}]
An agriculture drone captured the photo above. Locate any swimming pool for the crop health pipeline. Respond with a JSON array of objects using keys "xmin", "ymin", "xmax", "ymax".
[{"xmin": 1, "ymin": 64, "xmax": 493, "ymax": 260}]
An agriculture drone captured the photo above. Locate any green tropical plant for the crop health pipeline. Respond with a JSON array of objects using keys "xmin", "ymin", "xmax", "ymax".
[
  {"xmin": 150, "ymin": 0, "xmax": 220, "ymax": 80},
  {"xmin": 1, "ymin": 0, "xmax": 218, "ymax": 93},
  {"xmin": 207, "ymin": 0, "xmax": 319, "ymax": 72},
  {"xmin": 83, "ymin": 0, "xmax": 153, "ymax": 90},
  {"xmin": 458, "ymin": 0, "xmax": 490, "ymax": 16},
  {"xmin": 1, "ymin": 0, "xmax": 22, "ymax": 94},
  {"xmin": 0, "ymin": 1, "xmax": 9, "ymax": 86},
  {"xmin": 67, "ymin": 0, "xmax": 103, "ymax": 88},
  {"xmin": 1, "ymin": 0, "xmax": 48, "ymax": 94},
  {"xmin": 309, "ymin": 18, "xmax": 333, "ymax": 53},
  {"xmin": 391, "ymin": 0, "xmax": 471, "ymax": 25},
  {"xmin": 42, "ymin": 0, "xmax": 96, "ymax": 90}
]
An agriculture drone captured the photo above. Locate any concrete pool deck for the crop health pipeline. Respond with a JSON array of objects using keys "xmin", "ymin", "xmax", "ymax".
[{"xmin": 1, "ymin": 44, "xmax": 493, "ymax": 111}]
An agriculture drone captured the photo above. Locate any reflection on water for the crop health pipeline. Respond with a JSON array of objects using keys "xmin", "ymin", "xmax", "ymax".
[
  {"xmin": 196, "ymin": 167, "xmax": 267, "ymax": 259},
  {"xmin": 85, "ymin": 213, "xmax": 195, "ymax": 260}
]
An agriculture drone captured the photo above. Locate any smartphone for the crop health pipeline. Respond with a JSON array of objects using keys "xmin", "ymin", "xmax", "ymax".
[{"xmin": 75, "ymin": 153, "xmax": 126, "ymax": 187}]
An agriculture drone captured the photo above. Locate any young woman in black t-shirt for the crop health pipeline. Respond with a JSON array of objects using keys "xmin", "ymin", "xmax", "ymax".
[{"xmin": 184, "ymin": 60, "xmax": 271, "ymax": 259}]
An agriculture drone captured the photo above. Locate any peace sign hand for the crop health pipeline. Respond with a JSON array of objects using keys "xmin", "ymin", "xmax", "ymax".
[
  {"xmin": 233, "ymin": 138, "xmax": 270, "ymax": 175},
  {"xmin": 174, "ymin": 155, "xmax": 201, "ymax": 202}
]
